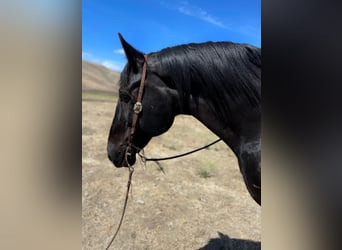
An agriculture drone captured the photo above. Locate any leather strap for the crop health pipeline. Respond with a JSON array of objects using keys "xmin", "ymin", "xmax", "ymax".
[{"xmin": 129, "ymin": 55, "xmax": 147, "ymax": 141}]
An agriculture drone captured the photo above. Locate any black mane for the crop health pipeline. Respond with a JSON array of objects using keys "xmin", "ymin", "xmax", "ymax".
[{"xmin": 149, "ymin": 41, "xmax": 261, "ymax": 127}]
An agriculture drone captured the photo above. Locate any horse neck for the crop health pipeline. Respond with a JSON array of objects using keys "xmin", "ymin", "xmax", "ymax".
[
  {"xmin": 184, "ymin": 94, "xmax": 240, "ymax": 154},
  {"xmin": 151, "ymin": 48, "xmax": 260, "ymax": 153}
]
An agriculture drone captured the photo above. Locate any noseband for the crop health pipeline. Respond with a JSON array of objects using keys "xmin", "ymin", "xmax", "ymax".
[{"xmin": 125, "ymin": 55, "xmax": 148, "ymax": 166}]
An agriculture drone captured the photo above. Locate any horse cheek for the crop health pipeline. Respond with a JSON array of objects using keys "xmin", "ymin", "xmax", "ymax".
[{"xmin": 140, "ymin": 106, "xmax": 174, "ymax": 136}]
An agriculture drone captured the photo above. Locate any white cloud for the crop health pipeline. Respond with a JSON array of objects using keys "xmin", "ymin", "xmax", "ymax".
[
  {"xmin": 102, "ymin": 60, "xmax": 124, "ymax": 72},
  {"xmin": 82, "ymin": 51, "xmax": 125, "ymax": 72},
  {"xmin": 159, "ymin": 1, "xmax": 259, "ymax": 41},
  {"xmin": 82, "ymin": 51, "xmax": 96, "ymax": 61},
  {"xmin": 113, "ymin": 48, "xmax": 125, "ymax": 55},
  {"xmin": 177, "ymin": 2, "xmax": 227, "ymax": 29}
]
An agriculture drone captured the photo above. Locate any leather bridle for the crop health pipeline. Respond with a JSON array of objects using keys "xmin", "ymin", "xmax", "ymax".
[
  {"xmin": 106, "ymin": 57, "xmax": 148, "ymax": 249},
  {"xmin": 125, "ymin": 55, "xmax": 148, "ymax": 166}
]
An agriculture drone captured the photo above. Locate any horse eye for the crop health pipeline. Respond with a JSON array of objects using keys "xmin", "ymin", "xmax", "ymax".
[{"xmin": 119, "ymin": 90, "xmax": 131, "ymax": 103}]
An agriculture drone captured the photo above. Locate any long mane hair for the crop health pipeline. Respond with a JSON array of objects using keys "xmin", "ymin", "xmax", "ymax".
[{"xmin": 148, "ymin": 42, "xmax": 261, "ymax": 128}]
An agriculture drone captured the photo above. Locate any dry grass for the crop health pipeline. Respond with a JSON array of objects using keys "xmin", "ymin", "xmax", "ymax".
[{"xmin": 82, "ymin": 93, "xmax": 261, "ymax": 250}]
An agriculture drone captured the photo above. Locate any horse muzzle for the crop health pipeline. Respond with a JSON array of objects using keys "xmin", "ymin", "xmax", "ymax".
[{"xmin": 107, "ymin": 143, "xmax": 137, "ymax": 167}]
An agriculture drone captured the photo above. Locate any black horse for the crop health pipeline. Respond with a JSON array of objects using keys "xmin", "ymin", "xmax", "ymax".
[{"xmin": 107, "ymin": 33, "xmax": 261, "ymax": 205}]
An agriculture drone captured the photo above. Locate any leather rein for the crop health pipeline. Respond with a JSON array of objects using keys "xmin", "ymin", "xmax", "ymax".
[
  {"xmin": 105, "ymin": 55, "xmax": 221, "ymax": 249},
  {"xmin": 105, "ymin": 56, "xmax": 148, "ymax": 250}
]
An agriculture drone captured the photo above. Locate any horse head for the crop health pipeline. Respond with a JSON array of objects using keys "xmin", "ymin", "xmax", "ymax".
[{"xmin": 107, "ymin": 34, "xmax": 179, "ymax": 167}]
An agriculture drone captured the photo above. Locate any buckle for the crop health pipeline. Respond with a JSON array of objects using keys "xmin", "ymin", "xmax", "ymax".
[{"xmin": 133, "ymin": 102, "xmax": 142, "ymax": 114}]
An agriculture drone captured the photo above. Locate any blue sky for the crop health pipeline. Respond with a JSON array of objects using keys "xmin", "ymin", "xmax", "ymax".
[{"xmin": 82, "ymin": 0, "xmax": 260, "ymax": 72}]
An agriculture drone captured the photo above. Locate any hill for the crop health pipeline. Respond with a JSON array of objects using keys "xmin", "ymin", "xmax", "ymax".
[{"xmin": 82, "ymin": 60, "xmax": 120, "ymax": 93}]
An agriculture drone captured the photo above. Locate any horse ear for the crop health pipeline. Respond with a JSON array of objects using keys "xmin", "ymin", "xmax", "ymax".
[{"xmin": 118, "ymin": 33, "xmax": 145, "ymax": 73}]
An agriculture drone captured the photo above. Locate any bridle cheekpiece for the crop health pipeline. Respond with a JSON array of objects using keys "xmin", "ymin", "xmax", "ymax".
[{"xmin": 125, "ymin": 55, "xmax": 148, "ymax": 167}]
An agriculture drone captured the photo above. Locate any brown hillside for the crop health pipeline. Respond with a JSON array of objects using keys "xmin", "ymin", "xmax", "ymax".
[{"xmin": 82, "ymin": 60, "xmax": 120, "ymax": 93}]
